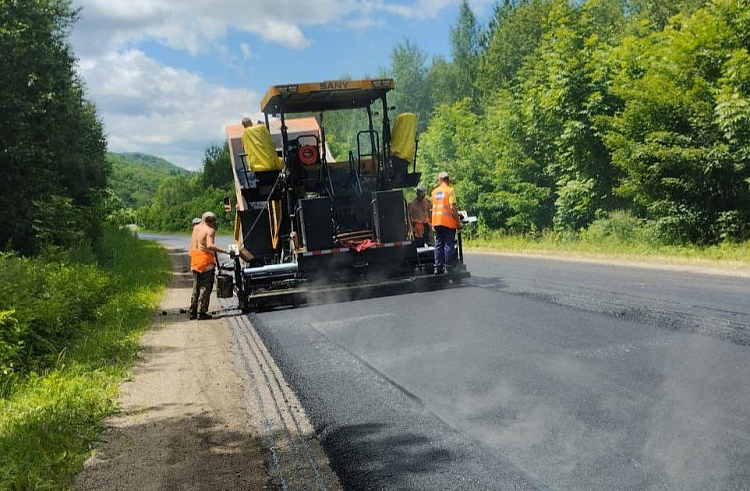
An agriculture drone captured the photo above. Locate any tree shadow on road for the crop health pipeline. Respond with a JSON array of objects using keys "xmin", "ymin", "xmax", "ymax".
[{"xmin": 320, "ymin": 422, "xmax": 454, "ymax": 490}]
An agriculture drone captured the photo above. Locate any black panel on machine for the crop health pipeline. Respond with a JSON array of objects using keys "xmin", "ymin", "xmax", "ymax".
[
  {"xmin": 373, "ymin": 190, "xmax": 408, "ymax": 243},
  {"xmin": 238, "ymin": 207, "xmax": 274, "ymax": 259},
  {"xmin": 299, "ymin": 197, "xmax": 334, "ymax": 251}
]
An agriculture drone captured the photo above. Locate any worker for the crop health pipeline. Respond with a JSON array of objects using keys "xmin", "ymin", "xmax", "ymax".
[
  {"xmin": 430, "ymin": 171, "xmax": 461, "ymax": 274},
  {"xmin": 241, "ymin": 117, "xmax": 253, "ymax": 128},
  {"xmin": 191, "ymin": 217, "xmax": 201, "ymax": 229},
  {"xmin": 188, "ymin": 211, "xmax": 229, "ymax": 320},
  {"xmin": 408, "ymin": 186, "xmax": 431, "ymax": 247}
]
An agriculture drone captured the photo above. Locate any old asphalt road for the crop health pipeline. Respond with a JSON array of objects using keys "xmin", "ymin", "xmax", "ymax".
[{"xmin": 140, "ymin": 233, "xmax": 750, "ymax": 491}]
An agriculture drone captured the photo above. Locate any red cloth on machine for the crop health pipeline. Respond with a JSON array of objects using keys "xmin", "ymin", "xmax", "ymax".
[{"xmin": 340, "ymin": 238, "xmax": 376, "ymax": 252}]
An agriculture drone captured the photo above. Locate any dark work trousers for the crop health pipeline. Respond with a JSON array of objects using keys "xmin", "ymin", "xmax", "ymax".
[
  {"xmin": 433, "ymin": 225, "xmax": 456, "ymax": 270},
  {"xmin": 190, "ymin": 269, "xmax": 215, "ymax": 315}
]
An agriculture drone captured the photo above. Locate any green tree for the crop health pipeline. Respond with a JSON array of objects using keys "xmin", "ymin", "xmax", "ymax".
[
  {"xmin": 476, "ymin": 0, "xmax": 555, "ymax": 95},
  {"xmin": 449, "ymin": 0, "xmax": 480, "ymax": 103},
  {"xmin": 202, "ymin": 142, "xmax": 234, "ymax": 189},
  {"xmin": 389, "ymin": 39, "xmax": 433, "ymax": 133},
  {"xmin": 0, "ymin": 0, "xmax": 107, "ymax": 254}
]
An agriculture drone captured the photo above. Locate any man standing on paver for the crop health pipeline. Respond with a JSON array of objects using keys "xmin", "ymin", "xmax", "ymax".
[
  {"xmin": 431, "ymin": 171, "xmax": 461, "ymax": 275},
  {"xmin": 189, "ymin": 211, "xmax": 228, "ymax": 320}
]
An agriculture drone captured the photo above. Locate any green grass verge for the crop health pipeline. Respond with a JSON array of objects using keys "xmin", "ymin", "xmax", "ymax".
[
  {"xmin": 0, "ymin": 230, "xmax": 171, "ymax": 490},
  {"xmin": 466, "ymin": 232, "xmax": 750, "ymax": 268}
]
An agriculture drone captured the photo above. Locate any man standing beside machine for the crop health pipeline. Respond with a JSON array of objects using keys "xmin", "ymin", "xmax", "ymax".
[
  {"xmin": 408, "ymin": 186, "xmax": 432, "ymax": 248},
  {"xmin": 189, "ymin": 211, "xmax": 229, "ymax": 320},
  {"xmin": 431, "ymin": 172, "xmax": 461, "ymax": 275}
]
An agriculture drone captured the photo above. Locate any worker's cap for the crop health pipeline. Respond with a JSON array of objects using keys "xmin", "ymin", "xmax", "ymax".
[
  {"xmin": 415, "ymin": 186, "xmax": 426, "ymax": 193},
  {"xmin": 191, "ymin": 217, "xmax": 202, "ymax": 225},
  {"xmin": 438, "ymin": 171, "xmax": 449, "ymax": 179},
  {"xmin": 202, "ymin": 211, "xmax": 217, "ymax": 221}
]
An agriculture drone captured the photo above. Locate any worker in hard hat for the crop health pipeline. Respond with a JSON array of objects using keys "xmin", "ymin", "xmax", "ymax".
[
  {"xmin": 430, "ymin": 171, "xmax": 461, "ymax": 275},
  {"xmin": 189, "ymin": 211, "xmax": 229, "ymax": 320},
  {"xmin": 408, "ymin": 186, "xmax": 432, "ymax": 248}
]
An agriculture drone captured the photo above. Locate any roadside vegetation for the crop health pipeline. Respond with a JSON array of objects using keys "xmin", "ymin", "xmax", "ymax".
[
  {"xmin": 0, "ymin": 227, "xmax": 170, "ymax": 489},
  {"xmin": 1, "ymin": 1, "xmax": 172, "ymax": 488}
]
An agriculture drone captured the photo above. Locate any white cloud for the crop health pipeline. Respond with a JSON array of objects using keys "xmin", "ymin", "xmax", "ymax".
[
  {"xmin": 246, "ymin": 20, "xmax": 310, "ymax": 50},
  {"xmin": 239, "ymin": 43, "xmax": 253, "ymax": 61},
  {"xmin": 71, "ymin": 0, "xmax": 355, "ymax": 55},
  {"xmin": 81, "ymin": 50, "xmax": 260, "ymax": 170}
]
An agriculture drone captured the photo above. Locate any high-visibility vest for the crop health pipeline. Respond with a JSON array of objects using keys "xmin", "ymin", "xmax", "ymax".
[{"xmin": 431, "ymin": 184, "xmax": 459, "ymax": 229}]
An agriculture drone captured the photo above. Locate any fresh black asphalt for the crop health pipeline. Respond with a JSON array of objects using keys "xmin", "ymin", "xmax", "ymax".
[{"xmin": 142, "ymin": 234, "xmax": 750, "ymax": 490}]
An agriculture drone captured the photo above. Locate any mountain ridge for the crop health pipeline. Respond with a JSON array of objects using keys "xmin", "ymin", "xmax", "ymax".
[{"xmin": 108, "ymin": 152, "xmax": 192, "ymax": 209}]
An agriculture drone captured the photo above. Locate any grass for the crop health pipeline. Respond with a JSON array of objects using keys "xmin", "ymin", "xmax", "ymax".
[
  {"xmin": 466, "ymin": 231, "xmax": 750, "ymax": 270},
  {"xmin": 0, "ymin": 228, "xmax": 171, "ymax": 490}
]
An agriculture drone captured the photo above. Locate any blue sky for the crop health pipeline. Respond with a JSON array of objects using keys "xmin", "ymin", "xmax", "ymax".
[{"xmin": 71, "ymin": 0, "xmax": 494, "ymax": 170}]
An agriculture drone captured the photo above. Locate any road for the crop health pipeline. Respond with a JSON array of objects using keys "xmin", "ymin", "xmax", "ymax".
[{"xmin": 141, "ymin": 233, "xmax": 750, "ymax": 491}]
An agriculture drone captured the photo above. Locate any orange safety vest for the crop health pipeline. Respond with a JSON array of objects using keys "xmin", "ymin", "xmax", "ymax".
[
  {"xmin": 189, "ymin": 249, "xmax": 216, "ymax": 273},
  {"xmin": 431, "ymin": 183, "xmax": 459, "ymax": 229}
]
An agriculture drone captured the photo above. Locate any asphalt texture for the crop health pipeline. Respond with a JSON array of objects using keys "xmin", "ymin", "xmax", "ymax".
[{"xmin": 142, "ymin": 234, "xmax": 750, "ymax": 491}]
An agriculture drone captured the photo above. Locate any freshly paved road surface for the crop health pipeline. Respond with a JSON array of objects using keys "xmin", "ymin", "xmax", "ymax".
[{"xmin": 142, "ymin": 234, "xmax": 750, "ymax": 490}]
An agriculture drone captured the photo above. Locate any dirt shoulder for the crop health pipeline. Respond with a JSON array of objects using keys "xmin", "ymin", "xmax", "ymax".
[
  {"xmin": 468, "ymin": 248, "xmax": 750, "ymax": 278},
  {"xmin": 75, "ymin": 249, "xmax": 273, "ymax": 491}
]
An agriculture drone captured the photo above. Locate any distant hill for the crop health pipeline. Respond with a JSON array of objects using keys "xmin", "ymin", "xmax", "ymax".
[{"xmin": 108, "ymin": 152, "xmax": 192, "ymax": 208}]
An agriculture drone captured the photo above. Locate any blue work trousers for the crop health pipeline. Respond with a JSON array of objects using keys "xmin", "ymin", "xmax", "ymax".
[{"xmin": 434, "ymin": 225, "xmax": 456, "ymax": 270}]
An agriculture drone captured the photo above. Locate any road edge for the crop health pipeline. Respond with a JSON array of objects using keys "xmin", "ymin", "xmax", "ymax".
[
  {"xmin": 468, "ymin": 249, "xmax": 750, "ymax": 278},
  {"xmin": 219, "ymin": 297, "xmax": 342, "ymax": 491}
]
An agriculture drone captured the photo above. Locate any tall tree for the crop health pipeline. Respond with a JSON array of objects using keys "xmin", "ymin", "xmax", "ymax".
[
  {"xmin": 202, "ymin": 142, "xmax": 234, "ymax": 189},
  {"xmin": 389, "ymin": 39, "xmax": 433, "ymax": 133},
  {"xmin": 476, "ymin": 0, "xmax": 555, "ymax": 95},
  {"xmin": 449, "ymin": 0, "xmax": 481, "ymax": 102},
  {"xmin": 0, "ymin": 0, "xmax": 107, "ymax": 253}
]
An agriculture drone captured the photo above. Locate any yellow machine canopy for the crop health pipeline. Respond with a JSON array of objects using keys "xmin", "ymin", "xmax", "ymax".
[{"xmin": 261, "ymin": 79, "xmax": 394, "ymax": 114}]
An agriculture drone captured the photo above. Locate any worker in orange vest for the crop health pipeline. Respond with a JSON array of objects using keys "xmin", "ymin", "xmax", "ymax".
[{"xmin": 430, "ymin": 171, "xmax": 461, "ymax": 274}]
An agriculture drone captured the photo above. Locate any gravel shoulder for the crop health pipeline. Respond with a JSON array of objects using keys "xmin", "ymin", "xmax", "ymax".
[{"xmin": 75, "ymin": 247, "xmax": 338, "ymax": 490}]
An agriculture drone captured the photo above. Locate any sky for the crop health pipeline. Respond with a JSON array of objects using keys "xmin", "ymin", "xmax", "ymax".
[{"xmin": 70, "ymin": 0, "xmax": 494, "ymax": 170}]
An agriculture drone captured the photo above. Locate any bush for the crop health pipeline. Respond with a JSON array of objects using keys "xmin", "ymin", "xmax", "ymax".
[
  {"xmin": 0, "ymin": 252, "xmax": 108, "ymax": 389},
  {"xmin": 581, "ymin": 210, "xmax": 647, "ymax": 244}
]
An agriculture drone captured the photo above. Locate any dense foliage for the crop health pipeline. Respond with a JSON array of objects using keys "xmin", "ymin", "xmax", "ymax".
[
  {"xmin": 325, "ymin": 0, "xmax": 750, "ymax": 244},
  {"xmin": 0, "ymin": 0, "xmax": 108, "ymax": 254}
]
